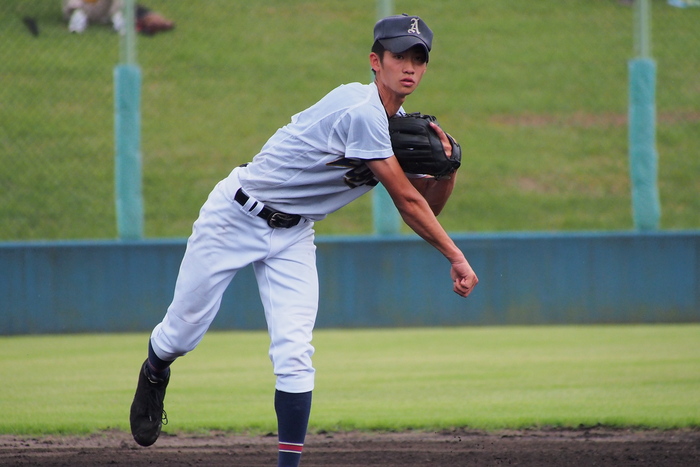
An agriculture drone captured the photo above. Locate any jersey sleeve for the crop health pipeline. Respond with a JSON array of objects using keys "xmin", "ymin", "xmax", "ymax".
[{"xmin": 341, "ymin": 105, "xmax": 394, "ymax": 161}]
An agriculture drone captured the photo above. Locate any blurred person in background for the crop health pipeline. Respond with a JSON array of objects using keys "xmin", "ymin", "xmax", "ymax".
[{"xmin": 62, "ymin": 0, "xmax": 174, "ymax": 35}]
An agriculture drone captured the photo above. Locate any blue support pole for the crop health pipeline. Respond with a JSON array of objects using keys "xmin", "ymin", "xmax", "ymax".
[
  {"xmin": 628, "ymin": 59, "xmax": 660, "ymax": 231},
  {"xmin": 114, "ymin": 64, "xmax": 143, "ymax": 239}
]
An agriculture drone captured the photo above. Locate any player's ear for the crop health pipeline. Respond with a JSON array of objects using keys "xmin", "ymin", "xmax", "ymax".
[{"xmin": 369, "ymin": 52, "xmax": 381, "ymax": 73}]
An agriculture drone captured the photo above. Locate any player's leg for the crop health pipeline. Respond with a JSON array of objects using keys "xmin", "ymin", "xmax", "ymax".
[
  {"xmin": 149, "ymin": 178, "xmax": 279, "ymax": 360},
  {"xmin": 131, "ymin": 179, "xmax": 269, "ymax": 446},
  {"xmin": 275, "ymin": 389, "xmax": 313, "ymax": 467},
  {"xmin": 253, "ymin": 226, "xmax": 318, "ymax": 467}
]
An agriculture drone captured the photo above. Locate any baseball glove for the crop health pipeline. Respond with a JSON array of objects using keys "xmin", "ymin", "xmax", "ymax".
[{"xmin": 388, "ymin": 112, "xmax": 462, "ymax": 179}]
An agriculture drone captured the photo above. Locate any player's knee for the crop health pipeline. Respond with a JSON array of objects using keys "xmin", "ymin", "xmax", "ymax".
[
  {"xmin": 270, "ymin": 343, "xmax": 316, "ymax": 393},
  {"xmin": 151, "ymin": 320, "xmax": 205, "ymax": 359}
]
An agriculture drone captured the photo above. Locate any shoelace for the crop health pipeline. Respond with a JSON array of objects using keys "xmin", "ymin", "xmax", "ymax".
[{"xmin": 144, "ymin": 381, "xmax": 168, "ymax": 426}]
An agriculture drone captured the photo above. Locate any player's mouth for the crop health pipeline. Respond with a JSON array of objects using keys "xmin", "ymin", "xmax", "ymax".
[{"xmin": 400, "ymin": 78, "xmax": 415, "ymax": 86}]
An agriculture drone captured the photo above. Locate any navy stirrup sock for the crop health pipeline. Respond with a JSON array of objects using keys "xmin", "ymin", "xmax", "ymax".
[
  {"xmin": 147, "ymin": 341, "xmax": 172, "ymax": 380},
  {"xmin": 275, "ymin": 389, "xmax": 312, "ymax": 467}
]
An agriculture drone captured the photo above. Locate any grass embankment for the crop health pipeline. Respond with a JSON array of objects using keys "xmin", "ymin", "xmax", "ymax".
[{"xmin": 1, "ymin": 0, "xmax": 699, "ymax": 239}]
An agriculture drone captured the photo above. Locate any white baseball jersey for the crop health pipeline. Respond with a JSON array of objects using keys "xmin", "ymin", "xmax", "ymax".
[{"xmin": 232, "ymin": 81, "xmax": 400, "ymax": 220}]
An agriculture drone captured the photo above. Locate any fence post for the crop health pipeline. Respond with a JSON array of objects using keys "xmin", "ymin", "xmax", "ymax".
[
  {"xmin": 628, "ymin": 0, "xmax": 661, "ymax": 231},
  {"xmin": 114, "ymin": 0, "xmax": 144, "ymax": 239},
  {"xmin": 372, "ymin": 0, "xmax": 401, "ymax": 235}
]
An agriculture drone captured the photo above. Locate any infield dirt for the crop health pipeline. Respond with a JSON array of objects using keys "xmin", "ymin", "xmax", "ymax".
[{"xmin": 1, "ymin": 427, "xmax": 699, "ymax": 466}]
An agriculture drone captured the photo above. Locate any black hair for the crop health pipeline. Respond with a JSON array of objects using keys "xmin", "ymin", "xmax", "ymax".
[
  {"xmin": 371, "ymin": 40, "xmax": 386, "ymax": 75},
  {"xmin": 371, "ymin": 40, "xmax": 386, "ymax": 58}
]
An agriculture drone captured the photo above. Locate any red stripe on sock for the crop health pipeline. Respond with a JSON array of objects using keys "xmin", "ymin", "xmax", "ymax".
[{"xmin": 279, "ymin": 442, "xmax": 303, "ymax": 453}]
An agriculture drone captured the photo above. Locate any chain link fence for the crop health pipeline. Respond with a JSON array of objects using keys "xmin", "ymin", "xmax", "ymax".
[{"xmin": 1, "ymin": 0, "xmax": 698, "ymax": 241}]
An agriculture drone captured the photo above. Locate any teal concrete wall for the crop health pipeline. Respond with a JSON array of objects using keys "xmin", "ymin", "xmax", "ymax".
[{"xmin": 1, "ymin": 231, "xmax": 698, "ymax": 335}]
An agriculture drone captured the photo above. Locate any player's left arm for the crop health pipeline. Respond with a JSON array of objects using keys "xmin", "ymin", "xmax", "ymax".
[{"xmin": 408, "ymin": 175, "xmax": 456, "ymax": 216}]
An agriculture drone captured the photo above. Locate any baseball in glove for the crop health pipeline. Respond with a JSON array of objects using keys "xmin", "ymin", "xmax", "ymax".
[{"xmin": 388, "ymin": 112, "xmax": 462, "ymax": 179}]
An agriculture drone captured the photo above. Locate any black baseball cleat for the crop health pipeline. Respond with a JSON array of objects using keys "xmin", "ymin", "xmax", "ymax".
[{"xmin": 129, "ymin": 359, "xmax": 169, "ymax": 447}]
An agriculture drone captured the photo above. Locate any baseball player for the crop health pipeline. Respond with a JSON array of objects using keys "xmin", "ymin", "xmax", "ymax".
[{"xmin": 130, "ymin": 14, "xmax": 478, "ymax": 467}]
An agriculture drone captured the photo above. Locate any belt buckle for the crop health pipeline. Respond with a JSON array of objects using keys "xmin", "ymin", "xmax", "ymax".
[{"xmin": 267, "ymin": 212, "xmax": 296, "ymax": 228}]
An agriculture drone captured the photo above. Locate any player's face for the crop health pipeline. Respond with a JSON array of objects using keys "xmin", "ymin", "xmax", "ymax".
[{"xmin": 375, "ymin": 46, "xmax": 428, "ymax": 98}]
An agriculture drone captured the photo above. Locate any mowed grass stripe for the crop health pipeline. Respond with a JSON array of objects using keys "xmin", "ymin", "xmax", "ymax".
[{"xmin": 1, "ymin": 324, "xmax": 698, "ymax": 434}]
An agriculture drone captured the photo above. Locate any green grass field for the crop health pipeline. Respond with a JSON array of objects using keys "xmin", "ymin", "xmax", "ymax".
[
  {"xmin": 2, "ymin": 325, "xmax": 698, "ymax": 435},
  {"xmin": 2, "ymin": 0, "xmax": 699, "ymax": 240}
]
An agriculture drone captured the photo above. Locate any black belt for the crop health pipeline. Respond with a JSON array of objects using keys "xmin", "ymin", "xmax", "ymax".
[{"xmin": 234, "ymin": 188, "xmax": 302, "ymax": 229}]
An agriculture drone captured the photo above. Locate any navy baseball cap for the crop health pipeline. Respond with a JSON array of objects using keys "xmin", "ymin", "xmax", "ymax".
[{"xmin": 373, "ymin": 14, "xmax": 433, "ymax": 59}]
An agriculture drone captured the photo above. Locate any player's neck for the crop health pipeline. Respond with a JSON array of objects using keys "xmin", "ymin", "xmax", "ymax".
[{"xmin": 375, "ymin": 79, "xmax": 406, "ymax": 117}]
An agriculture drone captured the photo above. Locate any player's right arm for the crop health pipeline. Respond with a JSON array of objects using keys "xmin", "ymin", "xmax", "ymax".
[{"xmin": 366, "ymin": 156, "xmax": 478, "ymax": 297}]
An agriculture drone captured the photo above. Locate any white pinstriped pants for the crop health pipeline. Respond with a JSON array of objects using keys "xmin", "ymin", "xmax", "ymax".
[{"xmin": 150, "ymin": 168, "xmax": 318, "ymax": 393}]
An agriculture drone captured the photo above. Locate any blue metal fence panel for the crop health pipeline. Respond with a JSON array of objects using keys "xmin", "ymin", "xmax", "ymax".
[{"xmin": 1, "ymin": 232, "xmax": 698, "ymax": 335}]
